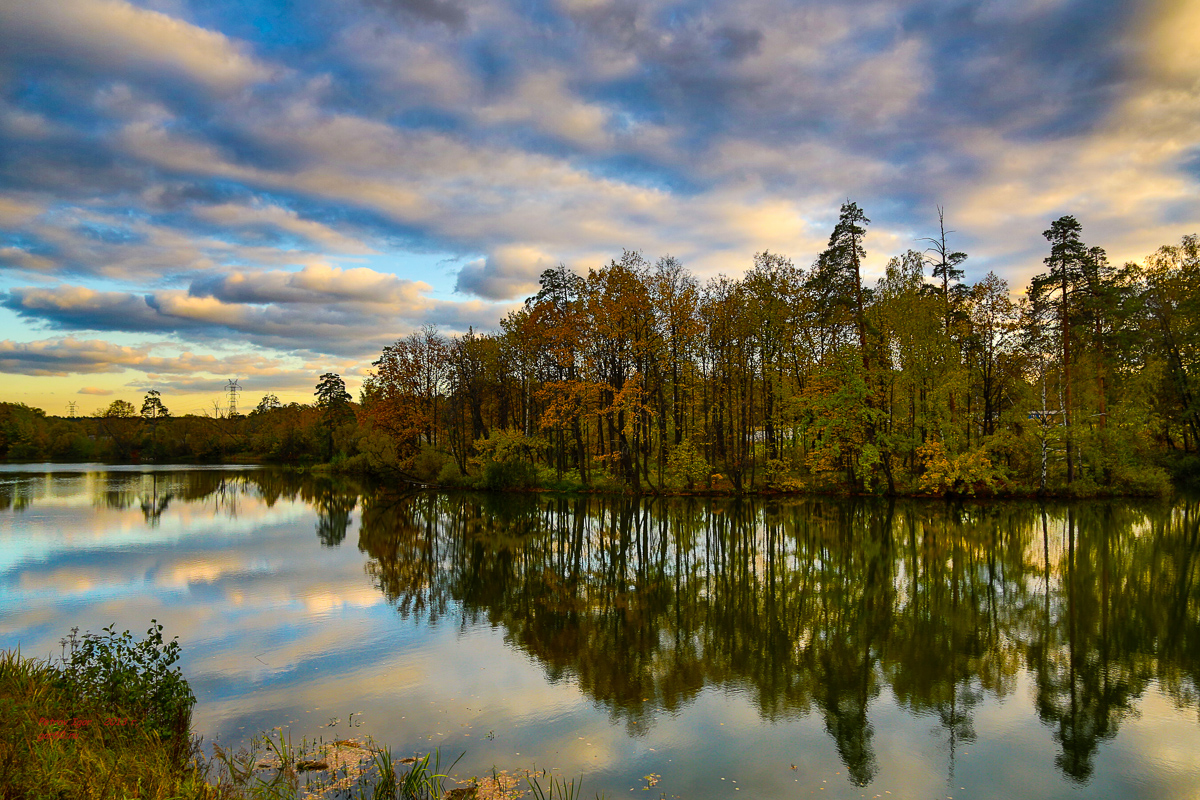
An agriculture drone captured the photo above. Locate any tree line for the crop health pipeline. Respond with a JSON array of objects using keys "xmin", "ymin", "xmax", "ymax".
[
  {"xmin": 2, "ymin": 204, "xmax": 1197, "ymax": 495},
  {"xmin": 0, "ymin": 369, "xmax": 370, "ymax": 464},
  {"xmin": 357, "ymin": 205, "xmax": 1197, "ymax": 495}
]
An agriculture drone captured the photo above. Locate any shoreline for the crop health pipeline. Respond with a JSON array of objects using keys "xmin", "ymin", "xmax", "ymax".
[{"xmin": 0, "ymin": 457, "xmax": 1182, "ymax": 499}]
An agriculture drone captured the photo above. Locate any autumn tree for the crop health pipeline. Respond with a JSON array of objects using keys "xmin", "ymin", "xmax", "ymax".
[
  {"xmin": 966, "ymin": 272, "xmax": 1019, "ymax": 438},
  {"xmin": 1140, "ymin": 234, "xmax": 1200, "ymax": 453},
  {"xmin": 584, "ymin": 251, "xmax": 659, "ymax": 490},
  {"xmin": 650, "ymin": 255, "xmax": 702, "ymax": 474}
]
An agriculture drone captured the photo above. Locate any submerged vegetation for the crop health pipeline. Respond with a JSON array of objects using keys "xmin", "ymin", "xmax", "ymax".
[{"xmin": 4, "ymin": 208, "xmax": 1199, "ymax": 496}]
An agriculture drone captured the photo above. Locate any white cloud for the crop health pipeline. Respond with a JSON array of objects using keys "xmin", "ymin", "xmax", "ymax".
[
  {"xmin": 0, "ymin": 337, "xmax": 286, "ymax": 378},
  {"xmin": 0, "ymin": 0, "xmax": 273, "ymax": 92}
]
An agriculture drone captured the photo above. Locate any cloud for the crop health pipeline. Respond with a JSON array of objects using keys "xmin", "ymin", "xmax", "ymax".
[
  {"xmin": 0, "ymin": 337, "xmax": 289, "ymax": 378},
  {"xmin": 0, "ymin": 203, "xmax": 373, "ymax": 281},
  {"xmin": 713, "ymin": 25, "xmax": 764, "ymax": 60},
  {"xmin": 0, "ymin": 197, "xmax": 44, "ymax": 227},
  {"xmin": 1, "ymin": 0, "xmax": 1199, "ymax": 388},
  {"xmin": 4, "ymin": 287, "xmax": 173, "ymax": 332},
  {"xmin": 189, "ymin": 264, "xmax": 429, "ymax": 306},
  {"xmin": 455, "ymin": 246, "xmax": 553, "ymax": 300},
  {"xmin": 477, "ymin": 71, "xmax": 618, "ymax": 149},
  {"xmin": 78, "ymin": 386, "xmax": 114, "ymax": 396},
  {"xmin": 3, "ymin": 270, "xmax": 510, "ymax": 357},
  {"xmin": 190, "ymin": 202, "xmax": 376, "ymax": 255},
  {"xmin": 0, "ymin": 0, "xmax": 273, "ymax": 93},
  {"xmin": 366, "ymin": 0, "xmax": 468, "ymax": 29}
]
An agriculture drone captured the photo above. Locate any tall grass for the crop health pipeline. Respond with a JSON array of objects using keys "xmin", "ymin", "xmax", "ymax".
[
  {"xmin": 370, "ymin": 749, "xmax": 464, "ymax": 800},
  {"xmin": 0, "ymin": 645, "xmax": 211, "ymax": 800}
]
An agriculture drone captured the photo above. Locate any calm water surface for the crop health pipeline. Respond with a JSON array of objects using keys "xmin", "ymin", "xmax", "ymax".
[{"xmin": 2, "ymin": 466, "xmax": 1198, "ymax": 799}]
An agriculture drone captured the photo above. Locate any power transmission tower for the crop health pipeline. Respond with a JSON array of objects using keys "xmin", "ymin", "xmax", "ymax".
[
  {"xmin": 67, "ymin": 401, "xmax": 77, "ymax": 418},
  {"xmin": 225, "ymin": 379, "xmax": 241, "ymax": 417}
]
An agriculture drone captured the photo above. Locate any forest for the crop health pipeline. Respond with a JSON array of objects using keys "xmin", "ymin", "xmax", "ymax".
[{"xmin": 2, "ymin": 205, "xmax": 1198, "ymax": 496}]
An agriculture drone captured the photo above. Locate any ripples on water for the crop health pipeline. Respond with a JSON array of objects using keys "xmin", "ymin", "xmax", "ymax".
[{"xmin": 1, "ymin": 466, "xmax": 1197, "ymax": 799}]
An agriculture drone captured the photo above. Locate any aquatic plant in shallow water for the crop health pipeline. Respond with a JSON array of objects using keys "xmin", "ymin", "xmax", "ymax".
[{"xmin": 526, "ymin": 771, "xmax": 607, "ymax": 800}]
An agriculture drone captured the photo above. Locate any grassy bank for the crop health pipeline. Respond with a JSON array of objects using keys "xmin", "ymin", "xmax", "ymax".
[
  {"xmin": 0, "ymin": 624, "xmax": 206, "ymax": 800},
  {"xmin": 0, "ymin": 624, "xmax": 598, "ymax": 800}
]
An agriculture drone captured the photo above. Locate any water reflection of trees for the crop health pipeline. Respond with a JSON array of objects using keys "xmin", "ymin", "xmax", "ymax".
[
  {"xmin": 355, "ymin": 492, "xmax": 1200, "ymax": 787},
  {"xmin": 0, "ymin": 468, "xmax": 370, "ymax": 531}
]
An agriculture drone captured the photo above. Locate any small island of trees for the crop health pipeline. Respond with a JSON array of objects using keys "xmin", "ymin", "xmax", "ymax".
[{"xmin": 2, "ymin": 205, "xmax": 1198, "ymax": 497}]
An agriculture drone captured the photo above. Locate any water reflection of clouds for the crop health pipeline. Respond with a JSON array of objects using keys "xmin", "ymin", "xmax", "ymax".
[{"xmin": 1, "ymin": 474, "xmax": 369, "ymax": 656}]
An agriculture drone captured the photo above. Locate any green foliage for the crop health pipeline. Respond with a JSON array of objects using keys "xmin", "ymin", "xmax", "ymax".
[
  {"xmin": 411, "ymin": 444, "xmax": 455, "ymax": 483},
  {"xmin": 436, "ymin": 459, "xmax": 464, "ymax": 485},
  {"xmin": 253, "ymin": 393, "xmax": 281, "ymax": 415},
  {"xmin": 315, "ymin": 373, "xmax": 352, "ymax": 410},
  {"xmin": 536, "ymin": 466, "xmax": 586, "ymax": 492},
  {"xmin": 361, "ymin": 427, "xmax": 403, "ymax": 472},
  {"xmin": 0, "ymin": 404, "xmax": 51, "ymax": 460},
  {"xmin": 526, "ymin": 772, "xmax": 593, "ymax": 800},
  {"xmin": 665, "ymin": 439, "xmax": 710, "ymax": 489},
  {"xmin": 0, "ymin": 628, "xmax": 207, "ymax": 800},
  {"xmin": 482, "ymin": 458, "xmax": 539, "ymax": 490},
  {"xmin": 142, "ymin": 389, "xmax": 170, "ymax": 420},
  {"xmin": 474, "ymin": 429, "xmax": 546, "ymax": 489},
  {"xmin": 57, "ymin": 620, "xmax": 197, "ymax": 744},
  {"xmin": 370, "ymin": 748, "xmax": 463, "ymax": 800},
  {"xmin": 104, "ymin": 399, "xmax": 137, "ymax": 418},
  {"xmin": 1163, "ymin": 452, "xmax": 1200, "ymax": 489}
]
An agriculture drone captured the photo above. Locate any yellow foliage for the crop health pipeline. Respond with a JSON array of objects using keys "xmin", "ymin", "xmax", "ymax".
[{"xmin": 917, "ymin": 440, "xmax": 997, "ymax": 496}]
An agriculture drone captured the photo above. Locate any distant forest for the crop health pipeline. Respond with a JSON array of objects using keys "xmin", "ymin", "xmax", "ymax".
[{"xmin": 3, "ymin": 204, "xmax": 1198, "ymax": 496}]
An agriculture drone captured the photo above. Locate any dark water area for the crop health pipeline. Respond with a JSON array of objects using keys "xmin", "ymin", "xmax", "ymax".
[{"xmin": 2, "ymin": 466, "xmax": 1198, "ymax": 799}]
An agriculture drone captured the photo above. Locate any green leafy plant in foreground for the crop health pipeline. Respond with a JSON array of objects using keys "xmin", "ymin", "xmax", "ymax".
[
  {"xmin": 1, "ymin": 630, "xmax": 210, "ymax": 800},
  {"xmin": 57, "ymin": 619, "xmax": 197, "ymax": 747},
  {"xmin": 5, "ymin": 622, "xmax": 599, "ymax": 800}
]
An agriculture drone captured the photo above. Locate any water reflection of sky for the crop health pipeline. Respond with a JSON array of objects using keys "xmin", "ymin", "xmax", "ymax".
[{"xmin": 2, "ymin": 468, "xmax": 1198, "ymax": 800}]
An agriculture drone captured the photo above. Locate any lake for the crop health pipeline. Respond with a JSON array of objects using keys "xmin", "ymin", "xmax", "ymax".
[{"xmin": 1, "ymin": 465, "xmax": 1197, "ymax": 799}]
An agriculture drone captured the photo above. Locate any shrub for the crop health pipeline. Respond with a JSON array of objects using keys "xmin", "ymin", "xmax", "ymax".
[
  {"xmin": 483, "ymin": 458, "xmax": 539, "ymax": 490},
  {"xmin": 1163, "ymin": 453, "xmax": 1200, "ymax": 489},
  {"xmin": 666, "ymin": 440, "xmax": 710, "ymax": 490},
  {"xmin": 473, "ymin": 429, "xmax": 546, "ymax": 490},
  {"xmin": 1, "ymin": 623, "xmax": 207, "ymax": 799},
  {"xmin": 411, "ymin": 444, "xmax": 455, "ymax": 483},
  {"xmin": 436, "ymin": 459, "xmax": 464, "ymax": 485},
  {"xmin": 57, "ymin": 620, "xmax": 196, "ymax": 747},
  {"xmin": 917, "ymin": 440, "xmax": 998, "ymax": 496}
]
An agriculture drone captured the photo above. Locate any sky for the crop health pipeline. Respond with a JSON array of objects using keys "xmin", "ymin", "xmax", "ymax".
[{"xmin": 0, "ymin": 0, "xmax": 1198, "ymax": 415}]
